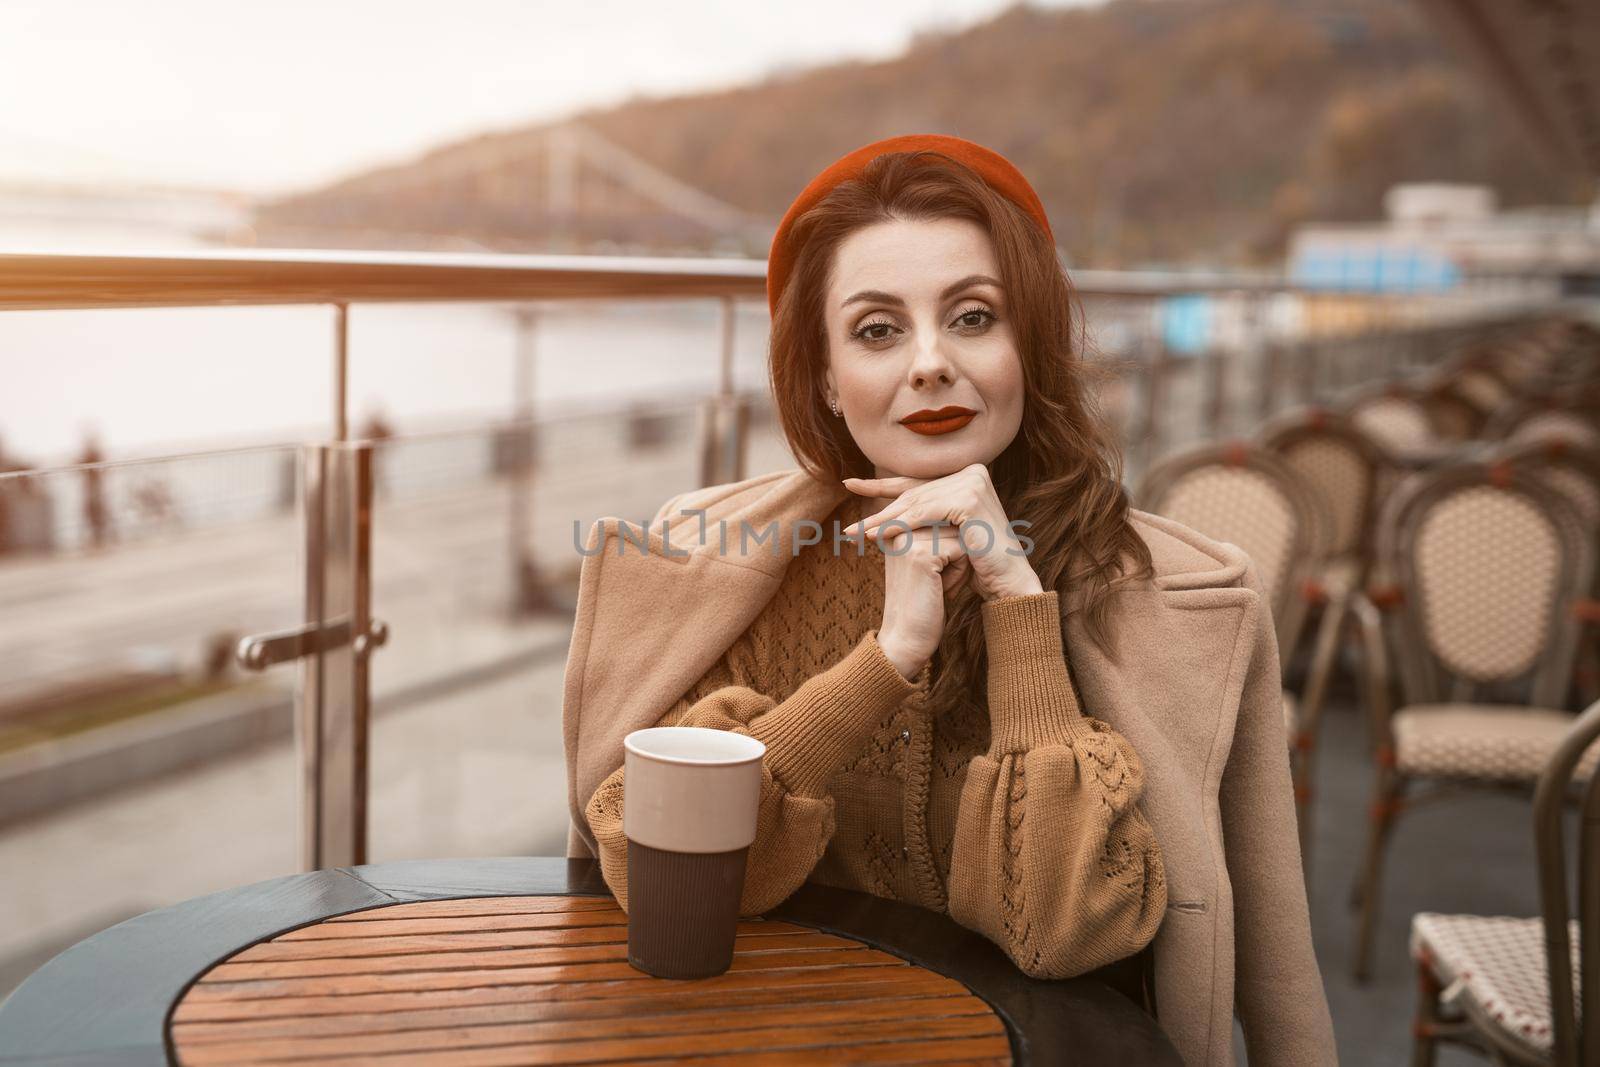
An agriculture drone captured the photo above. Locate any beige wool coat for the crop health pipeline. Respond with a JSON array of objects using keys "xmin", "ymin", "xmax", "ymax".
[{"xmin": 562, "ymin": 467, "xmax": 1337, "ymax": 1067}]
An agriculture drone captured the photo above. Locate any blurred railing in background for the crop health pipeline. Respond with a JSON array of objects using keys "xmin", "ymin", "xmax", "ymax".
[{"xmin": 0, "ymin": 248, "xmax": 1564, "ymax": 998}]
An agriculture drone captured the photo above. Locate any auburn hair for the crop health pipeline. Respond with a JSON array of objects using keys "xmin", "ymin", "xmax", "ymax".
[{"xmin": 767, "ymin": 148, "xmax": 1154, "ymax": 720}]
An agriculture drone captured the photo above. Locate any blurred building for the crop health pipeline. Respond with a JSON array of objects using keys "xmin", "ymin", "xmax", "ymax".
[{"xmin": 1288, "ymin": 182, "xmax": 1600, "ymax": 299}]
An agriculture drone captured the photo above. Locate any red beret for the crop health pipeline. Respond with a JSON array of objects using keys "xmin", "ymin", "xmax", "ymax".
[{"xmin": 765, "ymin": 133, "xmax": 1054, "ymax": 319}]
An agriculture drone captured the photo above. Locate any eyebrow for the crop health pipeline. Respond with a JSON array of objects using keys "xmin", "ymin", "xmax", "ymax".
[{"xmin": 840, "ymin": 274, "xmax": 1002, "ymax": 309}]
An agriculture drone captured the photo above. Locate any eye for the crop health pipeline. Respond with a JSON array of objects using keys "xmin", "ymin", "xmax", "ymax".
[
  {"xmin": 850, "ymin": 316, "xmax": 899, "ymax": 344},
  {"xmin": 950, "ymin": 304, "xmax": 997, "ymax": 331}
]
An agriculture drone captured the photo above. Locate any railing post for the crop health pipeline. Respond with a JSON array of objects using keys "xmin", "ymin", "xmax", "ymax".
[
  {"xmin": 1239, "ymin": 291, "xmax": 1270, "ymax": 426},
  {"xmin": 292, "ymin": 440, "xmax": 377, "ymax": 870},
  {"xmin": 1203, "ymin": 343, "xmax": 1226, "ymax": 439},
  {"xmin": 508, "ymin": 306, "xmax": 545, "ymax": 616},
  {"xmin": 347, "ymin": 442, "xmax": 375, "ymax": 865},
  {"xmin": 332, "ymin": 439, "xmax": 376, "ymax": 868},
  {"xmin": 1304, "ymin": 340, "xmax": 1321, "ymax": 404},
  {"xmin": 333, "ymin": 303, "xmax": 349, "ymax": 442},
  {"xmin": 1139, "ymin": 339, "xmax": 1167, "ymax": 474},
  {"xmin": 698, "ymin": 394, "xmax": 749, "ymax": 488},
  {"xmin": 1259, "ymin": 341, "xmax": 1282, "ymax": 423},
  {"xmin": 297, "ymin": 445, "xmax": 328, "ymax": 870},
  {"xmin": 698, "ymin": 296, "xmax": 746, "ymax": 487}
]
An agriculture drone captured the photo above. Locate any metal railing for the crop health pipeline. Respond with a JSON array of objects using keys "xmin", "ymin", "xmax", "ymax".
[{"xmin": 0, "ymin": 248, "xmax": 1545, "ymax": 871}]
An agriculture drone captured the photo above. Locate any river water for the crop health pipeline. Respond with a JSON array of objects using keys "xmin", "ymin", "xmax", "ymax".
[{"xmin": 0, "ymin": 186, "xmax": 779, "ymax": 467}]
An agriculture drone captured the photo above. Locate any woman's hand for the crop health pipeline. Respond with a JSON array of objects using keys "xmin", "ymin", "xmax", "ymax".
[
  {"xmin": 844, "ymin": 463, "xmax": 1043, "ymax": 602},
  {"xmin": 868, "ymin": 522, "xmax": 971, "ymax": 679},
  {"xmin": 843, "ymin": 463, "xmax": 1044, "ymax": 679}
]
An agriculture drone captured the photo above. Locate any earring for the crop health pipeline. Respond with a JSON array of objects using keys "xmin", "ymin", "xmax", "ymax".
[{"xmin": 830, "ymin": 398, "xmax": 841, "ymax": 417}]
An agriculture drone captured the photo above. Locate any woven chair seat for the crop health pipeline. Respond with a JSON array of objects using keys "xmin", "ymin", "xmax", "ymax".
[
  {"xmin": 1393, "ymin": 704, "xmax": 1600, "ymax": 783},
  {"xmin": 1410, "ymin": 912, "xmax": 1580, "ymax": 1063}
]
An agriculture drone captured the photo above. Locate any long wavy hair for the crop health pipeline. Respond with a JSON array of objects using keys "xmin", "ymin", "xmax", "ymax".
[{"xmin": 768, "ymin": 148, "xmax": 1154, "ymax": 720}]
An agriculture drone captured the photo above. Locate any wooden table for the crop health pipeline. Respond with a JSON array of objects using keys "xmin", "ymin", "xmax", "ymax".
[{"xmin": 0, "ymin": 857, "xmax": 1180, "ymax": 1066}]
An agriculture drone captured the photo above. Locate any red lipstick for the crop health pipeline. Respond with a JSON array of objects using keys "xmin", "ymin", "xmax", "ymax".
[{"xmin": 899, "ymin": 405, "xmax": 977, "ymax": 436}]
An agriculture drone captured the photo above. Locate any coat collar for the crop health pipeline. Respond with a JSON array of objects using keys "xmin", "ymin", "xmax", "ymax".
[{"xmin": 562, "ymin": 466, "xmax": 1254, "ymax": 852}]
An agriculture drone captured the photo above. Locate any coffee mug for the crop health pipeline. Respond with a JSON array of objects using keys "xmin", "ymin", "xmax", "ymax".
[{"xmin": 622, "ymin": 726, "xmax": 766, "ymax": 979}]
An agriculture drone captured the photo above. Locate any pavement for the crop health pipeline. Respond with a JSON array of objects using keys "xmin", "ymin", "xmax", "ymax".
[{"xmin": 1298, "ymin": 673, "xmax": 1544, "ymax": 1066}]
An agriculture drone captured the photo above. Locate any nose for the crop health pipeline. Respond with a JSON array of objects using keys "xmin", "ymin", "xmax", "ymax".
[{"xmin": 905, "ymin": 329, "xmax": 957, "ymax": 390}]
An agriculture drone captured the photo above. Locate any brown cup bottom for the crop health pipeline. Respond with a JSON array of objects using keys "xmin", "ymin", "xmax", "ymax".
[{"xmin": 626, "ymin": 839, "xmax": 750, "ymax": 979}]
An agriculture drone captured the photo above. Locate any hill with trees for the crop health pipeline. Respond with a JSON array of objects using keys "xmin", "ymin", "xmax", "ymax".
[{"xmin": 254, "ymin": 0, "xmax": 1591, "ymax": 268}]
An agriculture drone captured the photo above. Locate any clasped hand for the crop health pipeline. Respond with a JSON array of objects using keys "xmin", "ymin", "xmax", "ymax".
[{"xmin": 842, "ymin": 463, "xmax": 1043, "ymax": 679}]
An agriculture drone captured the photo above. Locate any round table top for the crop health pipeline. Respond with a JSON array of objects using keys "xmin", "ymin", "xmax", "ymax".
[
  {"xmin": 169, "ymin": 893, "xmax": 1010, "ymax": 1065},
  {"xmin": 0, "ymin": 856, "xmax": 1181, "ymax": 1067}
]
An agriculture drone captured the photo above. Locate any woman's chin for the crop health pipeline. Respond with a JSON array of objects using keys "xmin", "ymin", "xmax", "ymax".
[{"xmin": 871, "ymin": 442, "xmax": 1000, "ymax": 479}]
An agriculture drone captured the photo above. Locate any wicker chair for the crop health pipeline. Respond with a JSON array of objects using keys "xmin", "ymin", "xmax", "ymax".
[
  {"xmin": 1446, "ymin": 362, "xmax": 1515, "ymax": 424},
  {"xmin": 1344, "ymin": 384, "xmax": 1439, "ymax": 458},
  {"xmin": 1490, "ymin": 323, "xmax": 1600, "ymax": 399},
  {"xmin": 1493, "ymin": 344, "xmax": 1560, "ymax": 396},
  {"xmin": 1525, "ymin": 319, "xmax": 1600, "ymax": 391},
  {"xmin": 1486, "ymin": 397, "xmax": 1600, "ymax": 451},
  {"xmin": 1134, "ymin": 440, "xmax": 1331, "ymax": 858},
  {"xmin": 1347, "ymin": 461, "xmax": 1597, "ymax": 981},
  {"xmin": 1339, "ymin": 380, "xmax": 1492, "ymax": 533},
  {"xmin": 1135, "ymin": 440, "xmax": 1330, "ymax": 671},
  {"xmin": 1417, "ymin": 374, "xmax": 1492, "ymax": 443},
  {"xmin": 1259, "ymin": 406, "xmax": 1389, "ymax": 860},
  {"xmin": 1484, "ymin": 321, "xmax": 1587, "ymax": 396},
  {"xmin": 1260, "ymin": 405, "xmax": 1387, "ymax": 606},
  {"xmin": 1408, "ymin": 697, "xmax": 1600, "ymax": 1066},
  {"xmin": 1491, "ymin": 439, "xmax": 1600, "ymax": 710}
]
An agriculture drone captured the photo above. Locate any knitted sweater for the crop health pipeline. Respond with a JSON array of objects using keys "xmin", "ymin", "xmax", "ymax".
[{"xmin": 584, "ymin": 494, "xmax": 1167, "ymax": 980}]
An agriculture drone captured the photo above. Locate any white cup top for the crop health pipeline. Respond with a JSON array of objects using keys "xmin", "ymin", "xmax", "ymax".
[
  {"xmin": 623, "ymin": 726, "xmax": 765, "ymax": 854},
  {"xmin": 625, "ymin": 726, "xmax": 766, "ymax": 766}
]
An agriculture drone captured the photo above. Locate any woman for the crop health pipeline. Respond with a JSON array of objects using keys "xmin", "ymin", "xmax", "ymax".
[{"xmin": 563, "ymin": 134, "xmax": 1335, "ymax": 1066}]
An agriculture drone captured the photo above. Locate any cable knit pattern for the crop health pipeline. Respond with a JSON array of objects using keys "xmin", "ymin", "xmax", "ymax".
[{"xmin": 582, "ymin": 495, "xmax": 1165, "ymax": 979}]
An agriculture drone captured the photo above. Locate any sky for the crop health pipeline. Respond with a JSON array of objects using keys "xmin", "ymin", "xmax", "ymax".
[{"xmin": 0, "ymin": 0, "xmax": 1093, "ymax": 196}]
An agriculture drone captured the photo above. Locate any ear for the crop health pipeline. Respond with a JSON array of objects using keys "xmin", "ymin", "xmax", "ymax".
[{"xmin": 823, "ymin": 366, "xmax": 838, "ymax": 406}]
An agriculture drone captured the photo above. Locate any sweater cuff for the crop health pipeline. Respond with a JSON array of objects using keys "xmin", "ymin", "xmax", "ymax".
[
  {"xmin": 982, "ymin": 589, "xmax": 1086, "ymax": 754},
  {"xmin": 747, "ymin": 630, "xmax": 918, "ymax": 797}
]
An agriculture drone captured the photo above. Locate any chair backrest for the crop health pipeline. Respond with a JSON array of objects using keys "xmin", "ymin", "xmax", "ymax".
[
  {"xmin": 1531, "ymin": 697, "xmax": 1600, "ymax": 1067},
  {"xmin": 1373, "ymin": 461, "xmax": 1596, "ymax": 709},
  {"xmin": 1450, "ymin": 365, "xmax": 1514, "ymax": 419},
  {"xmin": 1534, "ymin": 320, "xmax": 1600, "ymax": 392},
  {"xmin": 1504, "ymin": 408, "xmax": 1600, "ymax": 451},
  {"xmin": 1332, "ymin": 384, "xmax": 1444, "ymax": 548},
  {"xmin": 1500, "ymin": 338, "xmax": 1563, "ymax": 389},
  {"xmin": 1347, "ymin": 390, "xmax": 1436, "ymax": 456},
  {"xmin": 1490, "ymin": 439, "xmax": 1600, "ymax": 547},
  {"xmin": 1259, "ymin": 406, "xmax": 1386, "ymax": 588},
  {"xmin": 1492, "ymin": 326, "xmax": 1600, "ymax": 398},
  {"xmin": 1134, "ymin": 440, "xmax": 1329, "ymax": 658},
  {"xmin": 1419, "ymin": 382, "xmax": 1487, "ymax": 442}
]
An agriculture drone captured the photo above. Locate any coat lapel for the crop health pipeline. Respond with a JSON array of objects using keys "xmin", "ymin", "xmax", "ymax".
[{"xmin": 563, "ymin": 470, "xmax": 849, "ymax": 850}]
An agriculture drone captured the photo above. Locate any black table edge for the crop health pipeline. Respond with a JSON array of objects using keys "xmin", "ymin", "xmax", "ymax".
[{"xmin": 770, "ymin": 881, "xmax": 1178, "ymax": 1066}]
